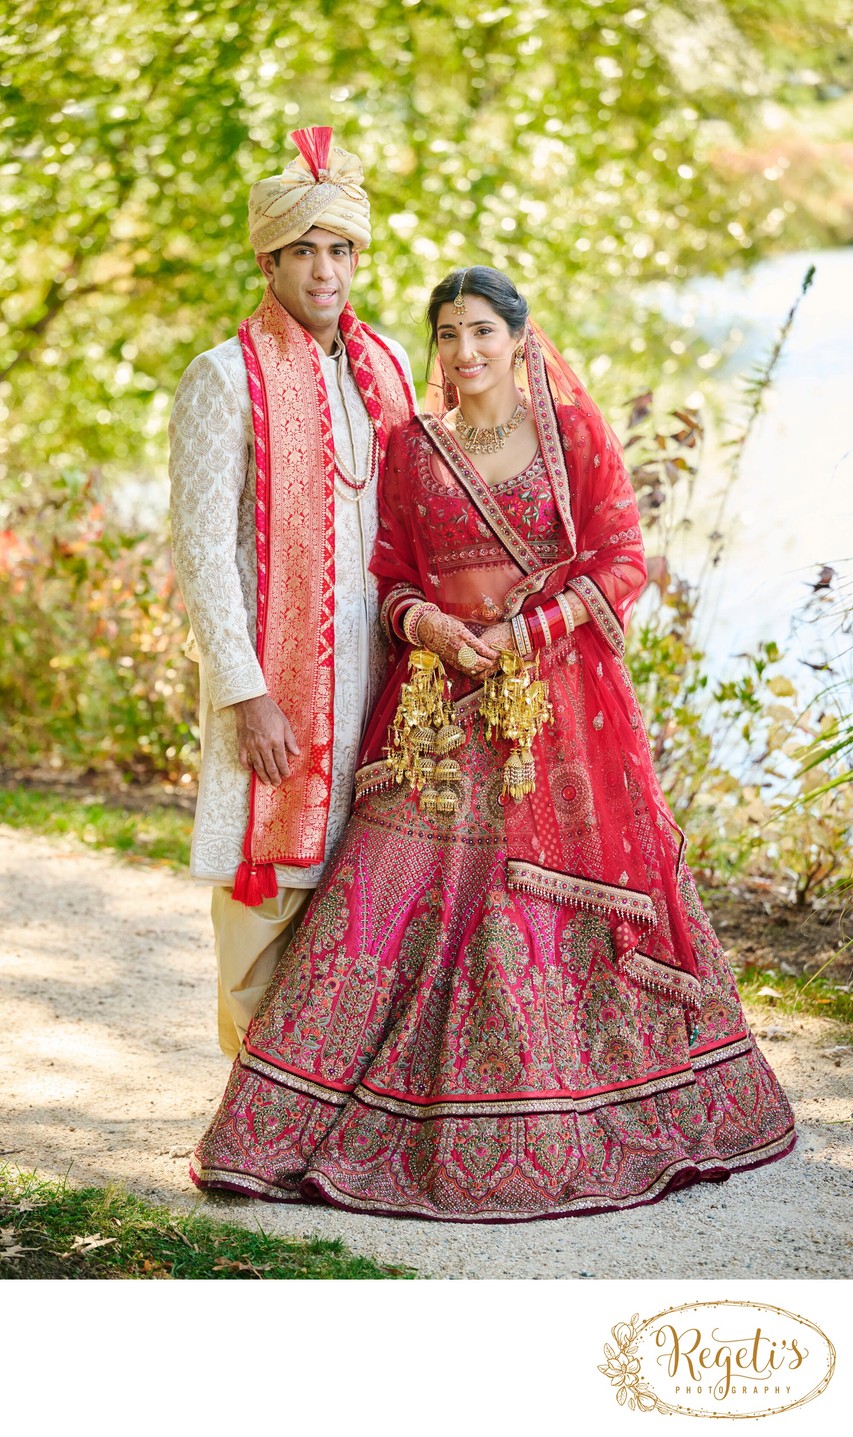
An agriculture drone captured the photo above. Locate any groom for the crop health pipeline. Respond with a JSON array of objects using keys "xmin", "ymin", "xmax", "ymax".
[{"xmin": 169, "ymin": 127, "xmax": 415, "ymax": 1059}]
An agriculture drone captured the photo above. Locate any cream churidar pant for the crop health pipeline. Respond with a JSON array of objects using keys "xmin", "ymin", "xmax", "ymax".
[{"xmin": 211, "ymin": 885, "xmax": 312, "ymax": 1061}]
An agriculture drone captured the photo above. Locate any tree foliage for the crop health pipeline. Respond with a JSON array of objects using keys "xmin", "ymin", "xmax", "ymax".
[
  {"xmin": 1, "ymin": 0, "xmax": 850, "ymax": 901},
  {"xmin": 1, "ymin": 0, "xmax": 850, "ymax": 490}
]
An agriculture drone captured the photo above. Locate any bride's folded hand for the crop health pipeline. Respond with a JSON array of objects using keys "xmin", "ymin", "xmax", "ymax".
[
  {"xmin": 416, "ymin": 609, "xmax": 499, "ymax": 675},
  {"xmin": 477, "ymin": 622, "xmax": 514, "ymax": 668}
]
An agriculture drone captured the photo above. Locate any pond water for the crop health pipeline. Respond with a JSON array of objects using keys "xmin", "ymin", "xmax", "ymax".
[{"xmin": 648, "ymin": 247, "xmax": 853, "ymax": 685}]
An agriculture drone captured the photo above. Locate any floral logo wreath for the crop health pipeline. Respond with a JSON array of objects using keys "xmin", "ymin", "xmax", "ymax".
[{"xmin": 598, "ymin": 1315, "xmax": 671, "ymax": 1415}]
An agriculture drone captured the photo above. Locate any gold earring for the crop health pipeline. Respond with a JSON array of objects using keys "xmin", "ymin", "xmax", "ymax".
[{"xmin": 513, "ymin": 344, "xmax": 525, "ymax": 370}]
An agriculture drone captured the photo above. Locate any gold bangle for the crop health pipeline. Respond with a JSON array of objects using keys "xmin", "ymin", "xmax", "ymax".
[
  {"xmin": 555, "ymin": 591, "xmax": 576, "ymax": 636},
  {"xmin": 404, "ymin": 601, "xmax": 439, "ymax": 646},
  {"xmin": 511, "ymin": 613, "xmax": 532, "ymax": 657},
  {"xmin": 534, "ymin": 605, "xmax": 552, "ymax": 647}
]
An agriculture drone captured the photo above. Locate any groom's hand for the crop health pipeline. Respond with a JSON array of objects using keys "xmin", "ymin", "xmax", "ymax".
[{"xmin": 233, "ymin": 694, "xmax": 301, "ymax": 786}]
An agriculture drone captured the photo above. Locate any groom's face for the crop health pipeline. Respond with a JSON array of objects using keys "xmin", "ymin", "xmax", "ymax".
[{"xmin": 258, "ymin": 228, "xmax": 357, "ymax": 347}]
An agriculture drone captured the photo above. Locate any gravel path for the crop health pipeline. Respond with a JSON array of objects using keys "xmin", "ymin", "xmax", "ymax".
[{"xmin": 1, "ymin": 826, "xmax": 851, "ymax": 1279}]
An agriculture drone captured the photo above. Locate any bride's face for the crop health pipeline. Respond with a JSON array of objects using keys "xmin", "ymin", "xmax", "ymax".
[{"xmin": 436, "ymin": 296, "xmax": 520, "ymax": 398}]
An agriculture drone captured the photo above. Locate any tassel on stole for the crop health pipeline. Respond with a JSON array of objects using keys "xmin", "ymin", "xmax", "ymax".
[{"xmin": 232, "ymin": 859, "xmax": 279, "ymax": 907}]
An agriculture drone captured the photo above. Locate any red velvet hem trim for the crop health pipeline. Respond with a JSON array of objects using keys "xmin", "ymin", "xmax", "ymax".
[{"xmin": 191, "ymin": 1133, "xmax": 797, "ymax": 1223}]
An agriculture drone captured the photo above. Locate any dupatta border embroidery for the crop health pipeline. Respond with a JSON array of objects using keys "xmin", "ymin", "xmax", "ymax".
[
  {"xmin": 502, "ymin": 557, "xmax": 567, "ymax": 617},
  {"xmin": 354, "ymin": 759, "xmax": 396, "ymax": 801},
  {"xmin": 526, "ymin": 334, "xmax": 577, "ymax": 558},
  {"xmin": 567, "ymin": 574, "xmax": 625, "ymax": 656},
  {"xmin": 623, "ymin": 952, "xmax": 701, "ymax": 1009},
  {"xmin": 507, "ymin": 860, "xmax": 656, "ymax": 924}
]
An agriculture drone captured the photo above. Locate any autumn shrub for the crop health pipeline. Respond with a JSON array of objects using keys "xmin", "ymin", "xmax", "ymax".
[
  {"xmin": 0, "ymin": 472, "xmax": 197, "ymax": 783},
  {"xmin": 628, "ymin": 577, "xmax": 853, "ymax": 904}
]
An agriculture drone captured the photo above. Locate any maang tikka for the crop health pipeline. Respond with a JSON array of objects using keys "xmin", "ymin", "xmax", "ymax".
[{"xmin": 453, "ymin": 270, "xmax": 468, "ymax": 315}]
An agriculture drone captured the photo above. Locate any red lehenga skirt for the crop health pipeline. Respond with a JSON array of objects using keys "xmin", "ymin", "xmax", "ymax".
[{"xmin": 190, "ymin": 714, "xmax": 796, "ymax": 1224}]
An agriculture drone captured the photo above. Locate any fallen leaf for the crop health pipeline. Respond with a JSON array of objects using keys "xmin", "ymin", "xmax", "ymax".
[
  {"xmin": 0, "ymin": 1244, "xmax": 37, "ymax": 1261},
  {"xmin": 166, "ymin": 1223, "xmax": 198, "ymax": 1252},
  {"xmin": 141, "ymin": 1259, "xmax": 174, "ymax": 1277},
  {"xmin": 212, "ymin": 1258, "xmax": 271, "ymax": 1278},
  {"xmin": 68, "ymin": 1233, "xmax": 117, "ymax": 1254}
]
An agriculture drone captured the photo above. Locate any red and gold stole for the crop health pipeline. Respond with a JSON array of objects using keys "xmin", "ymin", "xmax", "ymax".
[{"xmin": 233, "ymin": 286, "xmax": 412, "ymax": 905}]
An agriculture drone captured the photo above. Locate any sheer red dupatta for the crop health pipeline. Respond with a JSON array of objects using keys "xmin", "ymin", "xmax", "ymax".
[{"xmin": 363, "ymin": 328, "xmax": 699, "ymax": 1006}]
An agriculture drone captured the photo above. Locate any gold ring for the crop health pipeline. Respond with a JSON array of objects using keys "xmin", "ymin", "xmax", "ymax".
[{"xmin": 457, "ymin": 644, "xmax": 479, "ymax": 671}]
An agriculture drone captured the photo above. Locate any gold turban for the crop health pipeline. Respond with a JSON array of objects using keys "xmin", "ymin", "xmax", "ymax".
[{"xmin": 248, "ymin": 126, "xmax": 371, "ymax": 255}]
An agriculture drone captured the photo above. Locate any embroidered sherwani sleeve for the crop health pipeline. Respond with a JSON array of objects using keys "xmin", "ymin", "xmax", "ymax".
[{"xmin": 169, "ymin": 353, "xmax": 267, "ymax": 711}]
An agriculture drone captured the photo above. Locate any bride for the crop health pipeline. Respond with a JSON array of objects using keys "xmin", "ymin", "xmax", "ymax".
[{"xmin": 190, "ymin": 265, "xmax": 795, "ymax": 1222}]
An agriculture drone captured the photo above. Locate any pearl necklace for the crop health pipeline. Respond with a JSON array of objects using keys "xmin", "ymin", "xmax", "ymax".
[
  {"xmin": 335, "ymin": 429, "xmax": 379, "ymax": 502},
  {"xmin": 334, "ymin": 365, "xmax": 379, "ymax": 503},
  {"xmin": 452, "ymin": 397, "xmax": 528, "ymax": 454}
]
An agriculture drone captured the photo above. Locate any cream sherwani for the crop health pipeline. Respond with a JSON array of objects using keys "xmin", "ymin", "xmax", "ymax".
[{"xmin": 169, "ymin": 328, "xmax": 415, "ymax": 1057}]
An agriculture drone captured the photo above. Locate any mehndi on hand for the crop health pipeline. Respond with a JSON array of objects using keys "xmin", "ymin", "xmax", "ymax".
[{"xmin": 411, "ymin": 606, "xmax": 500, "ymax": 676}]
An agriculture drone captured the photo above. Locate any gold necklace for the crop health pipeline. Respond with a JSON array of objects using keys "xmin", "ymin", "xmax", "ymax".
[{"xmin": 452, "ymin": 396, "xmax": 528, "ymax": 454}]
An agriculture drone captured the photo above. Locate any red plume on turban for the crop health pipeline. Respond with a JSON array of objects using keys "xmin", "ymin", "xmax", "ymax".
[
  {"xmin": 248, "ymin": 127, "xmax": 371, "ymax": 252},
  {"xmin": 289, "ymin": 126, "xmax": 333, "ymax": 179}
]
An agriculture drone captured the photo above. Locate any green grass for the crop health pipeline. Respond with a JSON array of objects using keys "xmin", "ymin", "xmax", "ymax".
[
  {"xmin": 739, "ymin": 966, "xmax": 853, "ymax": 1028},
  {"xmin": 0, "ymin": 1168, "xmax": 417, "ymax": 1280},
  {"xmin": 0, "ymin": 785, "xmax": 192, "ymax": 869}
]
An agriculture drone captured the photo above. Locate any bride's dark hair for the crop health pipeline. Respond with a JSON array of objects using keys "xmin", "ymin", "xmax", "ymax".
[{"xmin": 426, "ymin": 266, "xmax": 530, "ymax": 373}]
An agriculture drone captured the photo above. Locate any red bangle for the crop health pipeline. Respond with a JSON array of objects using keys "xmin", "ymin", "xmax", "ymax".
[
  {"xmin": 541, "ymin": 596, "xmax": 568, "ymax": 643},
  {"xmin": 524, "ymin": 596, "xmax": 571, "ymax": 651},
  {"xmin": 525, "ymin": 609, "xmax": 544, "ymax": 650},
  {"xmin": 392, "ymin": 600, "xmax": 415, "ymax": 641},
  {"xmin": 390, "ymin": 594, "xmax": 427, "ymax": 641}
]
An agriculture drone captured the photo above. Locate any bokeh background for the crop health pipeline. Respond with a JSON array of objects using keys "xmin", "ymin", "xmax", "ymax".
[{"xmin": 1, "ymin": 0, "xmax": 851, "ymax": 911}]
